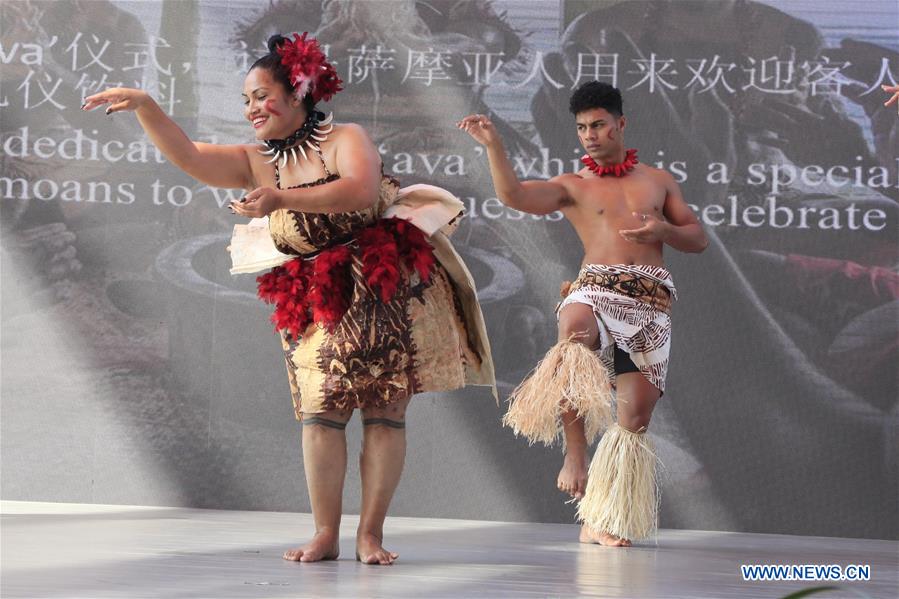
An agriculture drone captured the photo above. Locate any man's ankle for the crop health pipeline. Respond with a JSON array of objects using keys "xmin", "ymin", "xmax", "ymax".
[{"xmin": 564, "ymin": 442, "xmax": 588, "ymax": 456}]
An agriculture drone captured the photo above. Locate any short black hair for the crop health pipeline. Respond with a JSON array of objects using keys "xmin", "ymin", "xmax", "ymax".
[
  {"xmin": 249, "ymin": 34, "xmax": 316, "ymax": 113},
  {"xmin": 569, "ymin": 81, "xmax": 623, "ymax": 117}
]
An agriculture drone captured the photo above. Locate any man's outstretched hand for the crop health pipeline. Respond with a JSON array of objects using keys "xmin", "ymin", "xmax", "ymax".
[
  {"xmin": 883, "ymin": 84, "xmax": 899, "ymax": 113},
  {"xmin": 457, "ymin": 114, "xmax": 500, "ymax": 147}
]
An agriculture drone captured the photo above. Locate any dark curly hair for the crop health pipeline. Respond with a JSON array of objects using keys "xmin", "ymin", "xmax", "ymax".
[
  {"xmin": 249, "ymin": 34, "xmax": 316, "ymax": 113},
  {"xmin": 569, "ymin": 81, "xmax": 623, "ymax": 117}
]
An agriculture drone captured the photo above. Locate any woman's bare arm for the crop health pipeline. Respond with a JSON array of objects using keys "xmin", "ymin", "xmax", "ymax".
[{"xmin": 84, "ymin": 87, "xmax": 254, "ymax": 190}]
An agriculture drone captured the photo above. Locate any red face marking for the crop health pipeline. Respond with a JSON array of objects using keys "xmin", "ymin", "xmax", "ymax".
[{"xmin": 264, "ymin": 98, "xmax": 282, "ymax": 117}]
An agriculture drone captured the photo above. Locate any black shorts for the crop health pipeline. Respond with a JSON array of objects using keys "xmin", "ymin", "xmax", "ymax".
[{"xmin": 613, "ymin": 346, "xmax": 640, "ymax": 375}]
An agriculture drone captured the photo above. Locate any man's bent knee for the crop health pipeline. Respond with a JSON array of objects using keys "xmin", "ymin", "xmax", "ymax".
[
  {"xmin": 558, "ymin": 303, "xmax": 599, "ymax": 348},
  {"xmin": 559, "ymin": 328, "xmax": 599, "ymax": 348},
  {"xmin": 618, "ymin": 413, "xmax": 652, "ymax": 433},
  {"xmin": 558, "ymin": 320, "xmax": 599, "ymax": 349}
]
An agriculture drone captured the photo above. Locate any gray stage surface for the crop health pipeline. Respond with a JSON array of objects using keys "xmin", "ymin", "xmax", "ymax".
[{"xmin": 1, "ymin": 501, "xmax": 896, "ymax": 598}]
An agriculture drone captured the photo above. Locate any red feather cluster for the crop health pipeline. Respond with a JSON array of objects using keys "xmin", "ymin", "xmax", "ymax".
[
  {"xmin": 358, "ymin": 225, "xmax": 400, "ymax": 303},
  {"xmin": 390, "ymin": 217, "xmax": 436, "ymax": 283},
  {"xmin": 276, "ymin": 32, "xmax": 343, "ymax": 104},
  {"xmin": 256, "ymin": 258, "xmax": 312, "ymax": 338},
  {"xmin": 306, "ymin": 245, "xmax": 353, "ymax": 330},
  {"xmin": 581, "ymin": 148, "xmax": 639, "ymax": 178},
  {"xmin": 256, "ymin": 218, "xmax": 436, "ymax": 338}
]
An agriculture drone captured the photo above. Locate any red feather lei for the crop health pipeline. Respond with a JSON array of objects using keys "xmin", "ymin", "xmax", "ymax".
[
  {"xmin": 581, "ymin": 148, "xmax": 639, "ymax": 178},
  {"xmin": 256, "ymin": 217, "xmax": 436, "ymax": 337}
]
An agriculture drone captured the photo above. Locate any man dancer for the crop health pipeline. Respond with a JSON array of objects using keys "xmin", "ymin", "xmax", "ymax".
[{"xmin": 459, "ymin": 81, "xmax": 707, "ymax": 546}]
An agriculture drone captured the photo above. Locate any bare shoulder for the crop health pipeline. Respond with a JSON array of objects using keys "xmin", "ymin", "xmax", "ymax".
[
  {"xmin": 241, "ymin": 143, "xmax": 270, "ymax": 188},
  {"xmin": 638, "ymin": 163, "xmax": 675, "ymax": 186},
  {"xmin": 325, "ymin": 122, "xmax": 377, "ymax": 159},
  {"xmin": 329, "ymin": 122, "xmax": 372, "ymax": 143},
  {"xmin": 550, "ymin": 171, "xmax": 583, "ymax": 189},
  {"xmin": 549, "ymin": 172, "xmax": 582, "ymax": 207},
  {"xmin": 242, "ymin": 141, "xmax": 271, "ymax": 169},
  {"xmin": 237, "ymin": 142, "xmax": 261, "ymax": 158}
]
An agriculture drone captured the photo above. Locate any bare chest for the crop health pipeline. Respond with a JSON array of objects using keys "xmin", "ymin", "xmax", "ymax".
[{"xmin": 571, "ymin": 175, "xmax": 666, "ymax": 222}]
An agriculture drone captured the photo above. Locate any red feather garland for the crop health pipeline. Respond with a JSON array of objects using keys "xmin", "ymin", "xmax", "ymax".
[
  {"xmin": 306, "ymin": 245, "xmax": 353, "ymax": 333},
  {"xmin": 358, "ymin": 225, "xmax": 401, "ymax": 303},
  {"xmin": 256, "ymin": 217, "xmax": 436, "ymax": 337},
  {"xmin": 256, "ymin": 258, "xmax": 312, "ymax": 337},
  {"xmin": 392, "ymin": 218, "xmax": 435, "ymax": 282}
]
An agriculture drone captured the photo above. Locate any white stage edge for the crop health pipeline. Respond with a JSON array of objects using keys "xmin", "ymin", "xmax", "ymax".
[{"xmin": 2, "ymin": 501, "xmax": 896, "ymax": 598}]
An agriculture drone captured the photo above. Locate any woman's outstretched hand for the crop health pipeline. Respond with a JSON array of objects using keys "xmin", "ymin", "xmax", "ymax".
[{"xmin": 82, "ymin": 87, "xmax": 150, "ymax": 115}]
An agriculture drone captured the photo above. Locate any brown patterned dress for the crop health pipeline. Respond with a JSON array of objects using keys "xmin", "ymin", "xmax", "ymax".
[{"xmin": 266, "ymin": 157, "xmax": 483, "ymax": 417}]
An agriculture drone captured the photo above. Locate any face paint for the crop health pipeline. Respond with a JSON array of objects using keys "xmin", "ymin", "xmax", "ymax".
[{"xmin": 264, "ymin": 98, "xmax": 282, "ymax": 117}]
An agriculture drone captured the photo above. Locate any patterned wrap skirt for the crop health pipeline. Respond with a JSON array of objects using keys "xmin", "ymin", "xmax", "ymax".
[{"xmin": 557, "ymin": 264, "xmax": 677, "ymax": 394}]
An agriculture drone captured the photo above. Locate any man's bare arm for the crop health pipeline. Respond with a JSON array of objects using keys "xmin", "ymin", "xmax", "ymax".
[
  {"xmin": 459, "ymin": 114, "xmax": 569, "ymax": 215},
  {"xmin": 659, "ymin": 172, "xmax": 708, "ymax": 253}
]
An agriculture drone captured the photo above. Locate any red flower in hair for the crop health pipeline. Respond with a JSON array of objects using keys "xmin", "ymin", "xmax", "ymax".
[{"xmin": 277, "ymin": 32, "xmax": 343, "ymax": 103}]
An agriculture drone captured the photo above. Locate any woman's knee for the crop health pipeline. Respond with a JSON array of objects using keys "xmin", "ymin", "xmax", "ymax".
[
  {"xmin": 361, "ymin": 398, "xmax": 409, "ymax": 429},
  {"xmin": 302, "ymin": 407, "xmax": 353, "ymax": 433}
]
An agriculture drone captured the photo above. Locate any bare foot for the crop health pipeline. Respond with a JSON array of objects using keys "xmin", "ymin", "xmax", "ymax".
[
  {"xmin": 558, "ymin": 446, "xmax": 588, "ymax": 499},
  {"xmin": 356, "ymin": 532, "xmax": 398, "ymax": 565},
  {"xmin": 579, "ymin": 525, "xmax": 632, "ymax": 547},
  {"xmin": 282, "ymin": 530, "xmax": 340, "ymax": 562}
]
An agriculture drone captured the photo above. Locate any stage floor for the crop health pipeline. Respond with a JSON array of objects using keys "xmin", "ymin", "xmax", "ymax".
[{"xmin": 1, "ymin": 501, "xmax": 896, "ymax": 598}]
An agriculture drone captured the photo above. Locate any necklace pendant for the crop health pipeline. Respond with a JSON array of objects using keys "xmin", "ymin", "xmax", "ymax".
[{"xmin": 257, "ymin": 111, "xmax": 333, "ymax": 166}]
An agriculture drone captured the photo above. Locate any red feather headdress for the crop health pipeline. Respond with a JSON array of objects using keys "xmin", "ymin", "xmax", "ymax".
[{"xmin": 276, "ymin": 32, "xmax": 343, "ymax": 103}]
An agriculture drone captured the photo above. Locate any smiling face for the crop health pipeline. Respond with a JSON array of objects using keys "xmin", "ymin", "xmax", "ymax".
[
  {"xmin": 575, "ymin": 107, "xmax": 627, "ymax": 161},
  {"xmin": 242, "ymin": 67, "xmax": 306, "ymax": 140}
]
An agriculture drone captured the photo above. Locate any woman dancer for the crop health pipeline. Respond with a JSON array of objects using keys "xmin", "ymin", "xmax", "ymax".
[{"xmin": 83, "ymin": 32, "xmax": 493, "ymax": 565}]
